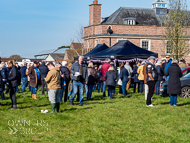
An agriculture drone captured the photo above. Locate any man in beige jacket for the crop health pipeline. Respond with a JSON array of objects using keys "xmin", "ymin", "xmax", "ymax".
[
  {"xmin": 46, "ymin": 62, "xmax": 61, "ymax": 113},
  {"xmin": 137, "ymin": 62, "xmax": 145, "ymax": 93}
]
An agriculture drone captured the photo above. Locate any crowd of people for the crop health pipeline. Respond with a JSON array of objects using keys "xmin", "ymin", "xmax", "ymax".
[{"xmin": 0, "ymin": 55, "xmax": 188, "ymax": 112}]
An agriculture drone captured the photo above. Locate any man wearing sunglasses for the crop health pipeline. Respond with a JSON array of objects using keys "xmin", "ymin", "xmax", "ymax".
[{"xmin": 162, "ymin": 55, "xmax": 172, "ymax": 81}]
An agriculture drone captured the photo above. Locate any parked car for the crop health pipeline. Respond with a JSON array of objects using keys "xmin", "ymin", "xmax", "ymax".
[
  {"xmin": 160, "ymin": 72, "xmax": 190, "ymax": 97},
  {"xmin": 181, "ymin": 67, "xmax": 190, "ymax": 76}
]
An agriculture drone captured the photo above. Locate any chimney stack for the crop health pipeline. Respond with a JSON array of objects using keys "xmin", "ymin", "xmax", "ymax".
[{"xmin": 89, "ymin": 0, "xmax": 102, "ymax": 26}]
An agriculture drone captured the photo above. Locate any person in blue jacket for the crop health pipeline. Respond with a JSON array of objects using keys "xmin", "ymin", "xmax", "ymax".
[
  {"xmin": 120, "ymin": 63, "xmax": 129, "ymax": 97},
  {"xmin": 162, "ymin": 55, "xmax": 172, "ymax": 81},
  {"xmin": 0, "ymin": 63, "xmax": 7, "ymax": 100},
  {"xmin": 21, "ymin": 62, "xmax": 28, "ymax": 92}
]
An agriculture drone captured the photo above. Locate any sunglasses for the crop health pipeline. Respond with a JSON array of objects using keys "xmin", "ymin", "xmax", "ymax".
[{"xmin": 166, "ymin": 57, "xmax": 170, "ymax": 58}]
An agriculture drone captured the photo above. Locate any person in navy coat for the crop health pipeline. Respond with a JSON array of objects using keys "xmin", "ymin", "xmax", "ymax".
[
  {"xmin": 120, "ymin": 63, "xmax": 129, "ymax": 97},
  {"xmin": 132, "ymin": 62, "xmax": 141, "ymax": 93},
  {"xmin": 0, "ymin": 63, "xmax": 7, "ymax": 100}
]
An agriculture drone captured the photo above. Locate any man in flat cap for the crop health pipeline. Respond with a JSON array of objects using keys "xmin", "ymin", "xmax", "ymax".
[{"xmin": 146, "ymin": 56, "xmax": 158, "ymax": 107}]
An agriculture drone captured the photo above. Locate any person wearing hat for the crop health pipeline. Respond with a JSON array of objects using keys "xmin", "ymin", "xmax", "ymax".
[
  {"xmin": 166, "ymin": 59, "xmax": 182, "ymax": 106},
  {"xmin": 60, "ymin": 61, "xmax": 70, "ymax": 102},
  {"xmin": 178, "ymin": 60, "xmax": 186, "ymax": 68},
  {"xmin": 146, "ymin": 56, "xmax": 158, "ymax": 107},
  {"xmin": 28, "ymin": 61, "xmax": 41, "ymax": 99},
  {"xmin": 46, "ymin": 62, "xmax": 61, "ymax": 113},
  {"xmin": 162, "ymin": 55, "xmax": 172, "ymax": 81},
  {"xmin": 155, "ymin": 61, "xmax": 164, "ymax": 95}
]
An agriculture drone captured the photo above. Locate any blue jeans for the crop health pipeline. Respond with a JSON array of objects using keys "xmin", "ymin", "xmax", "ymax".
[
  {"xmin": 21, "ymin": 77, "xmax": 27, "ymax": 92},
  {"xmin": 60, "ymin": 84, "xmax": 66, "ymax": 102},
  {"xmin": 16, "ymin": 86, "xmax": 18, "ymax": 93},
  {"xmin": 87, "ymin": 84, "xmax": 94, "ymax": 99},
  {"xmin": 93, "ymin": 85, "xmax": 96, "ymax": 90},
  {"xmin": 170, "ymin": 95, "xmax": 177, "ymax": 106},
  {"xmin": 70, "ymin": 81, "xmax": 84, "ymax": 105},
  {"xmin": 122, "ymin": 82, "xmax": 127, "ymax": 96},
  {"xmin": 103, "ymin": 81, "xmax": 106, "ymax": 94},
  {"xmin": 108, "ymin": 86, "xmax": 115, "ymax": 99},
  {"xmin": 85, "ymin": 84, "xmax": 88, "ymax": 97},
  {"xmin": 155, "ymin": 81, "xmax": 160, "ymax": 95},
  {"xmin": 140, "ymin": 80, "xmax": 144, "ymax": 93},
  {"xmin": 97, "ymin": 82, "xmax": 103, "ymax": 93},
  {"xmin": 31, "ymin": 87, "xmax": 37, "ymax": 94},
  {"xmin": 68, "ymin": 89, "xmax": 73, "ymax": 97}
]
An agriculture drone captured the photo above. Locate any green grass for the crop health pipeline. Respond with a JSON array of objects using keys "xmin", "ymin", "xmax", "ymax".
[{"xmin": 1, "ymin": 87, "xmax": 190, "ymax": 143}]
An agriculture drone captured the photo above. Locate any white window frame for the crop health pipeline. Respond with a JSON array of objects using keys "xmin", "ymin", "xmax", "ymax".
[
  {"xmin": 189, "ymin": 41, "xmax": 190, "ymax": 56},
  {"xmin": 95, "ymin": 39, "xmax": 98, "ymax": 47},
  {"xmin": 87, "ymin": 40, "xmax": 89, "ymax": 49},
  {"xmin": 140, "ymin": 39, "xmax": 151, "ymax": 51},
  {"xmin": 117, "ymin": 38, "xmax": 128, "ymax": 42}
]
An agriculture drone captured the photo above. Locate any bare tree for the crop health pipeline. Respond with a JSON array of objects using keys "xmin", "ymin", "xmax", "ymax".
[
  {"xmin": 163, "ymin": 0, "xmax": 190, "ymax": 60},
  {"xmin": 9, "ymin": 55, "xmax": 22, "ymax": 62}
]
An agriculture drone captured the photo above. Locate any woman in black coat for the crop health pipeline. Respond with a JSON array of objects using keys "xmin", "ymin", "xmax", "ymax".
[
  {"xmin": 104, "ymin": 66, "xmax": 117, "ymax": 99},
  {"xmin": 166, "ymin": 59, "xmax": 182, "ymax": 106},
  {"xmin": 7, "ymin": 61, "xmax": 20, "ymax": 109}
]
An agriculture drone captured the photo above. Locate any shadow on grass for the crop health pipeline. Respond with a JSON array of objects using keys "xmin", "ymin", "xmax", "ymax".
[
  {"xmin": 159, "ymin": 102, "xmax": 170, "ymax": 105},
  {"xmin": 177, "ymin": 102, "xmax": 190, "ymax": 106},
  {"xmin": 60, "ymin": 107, "xmax": 92, "ymax": 112},
  {"xmin": 84, "ymin": 101, "xmax": 117, "ymax": 105},
  {"xmin": 19, "ymin": 106, "xmax": 33, "ymax": 109},
  {"xmin": 91, "ymin": 96, "xmax": 106, "ymax": 101}
]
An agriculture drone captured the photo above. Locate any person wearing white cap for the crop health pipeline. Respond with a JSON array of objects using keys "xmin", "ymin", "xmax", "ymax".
[
  {"xmin": 60, "ymin": 61, "xmax": 70, "ymax": 102},
  {"xmin": 155, "ymin": 61, "xmax": 164, "ymax": 95},
  {"xmin": 146, "ymin": 56, "xmax": 158, "ymax": 107}
]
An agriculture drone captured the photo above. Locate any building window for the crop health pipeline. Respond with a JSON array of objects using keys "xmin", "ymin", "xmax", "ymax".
[
  {"xmin": 123, "ymin": 17, "xmax": 136, "ymax": 25},
  {"xmin": 162, "ymin": 4, "xmax": 165, "ymax": 7},
  {"xmin": 141, "ymin": 40, "xmax": 150, "ymax": 50},
  {"xmin": 157, "ymin": 4, "xmax": 161, "ymax": 7},
  {"xmin": 166, "ymin": 41, "xmax": 173, "ymax": 54},
  {"xmin": 117, "ymin": 38, "xmax": 128, "ymax": 42},
  {"xmin": 95, "ymin": 39, "xmax": 98, "ymax": 47},
  {"xmin": 87, "ymin": 41, "xmax": 89, "ymax": 49}
]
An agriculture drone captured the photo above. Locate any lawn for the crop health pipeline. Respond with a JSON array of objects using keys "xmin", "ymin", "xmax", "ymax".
[{"xmin": 0, "ymin": 87, "xmax": 190, "ymax": 143}]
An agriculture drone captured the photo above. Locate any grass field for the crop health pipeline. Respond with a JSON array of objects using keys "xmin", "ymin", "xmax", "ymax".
[{"xmin": 1, "ymin": 87, "xmax": 190, "ymax": 143}]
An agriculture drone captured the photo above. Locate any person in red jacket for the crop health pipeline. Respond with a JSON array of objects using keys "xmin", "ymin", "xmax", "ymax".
[{"xmin": 100, "ymin": 58, "xmax": 111, "ymax": 97}]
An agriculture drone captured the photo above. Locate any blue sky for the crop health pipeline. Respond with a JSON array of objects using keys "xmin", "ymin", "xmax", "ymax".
[{"xmin": 0, "ymin": 0, "xmax": 190, "ymax": 58}]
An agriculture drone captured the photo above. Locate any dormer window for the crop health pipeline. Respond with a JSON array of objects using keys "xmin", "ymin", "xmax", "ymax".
[
  {"xmin": 123, "ymin": 17, "xmax": 136, "ymax": 25},
  {"xmin": 152, "ymin": 0, "xmax": 167, "ymax": 15}
]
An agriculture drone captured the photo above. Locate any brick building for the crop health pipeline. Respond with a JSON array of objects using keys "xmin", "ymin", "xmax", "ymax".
[{"xmin": 83, "ymin": 0, "xmax": 190, "ymax": 61}]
